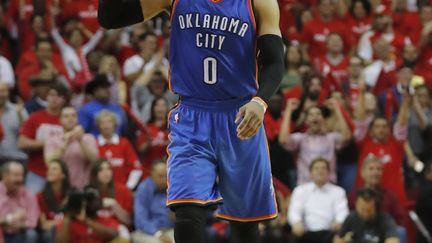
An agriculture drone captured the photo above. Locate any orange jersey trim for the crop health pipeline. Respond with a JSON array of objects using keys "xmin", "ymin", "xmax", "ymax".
[
  {"xmin": 216, "ymin": 212, "xmax": 278, "ymax": 222},
  {"xmin": 170, "ymin": 0, "xmax": 180, "ymax": 22},
  {"xmin": 247, "ymin": 0, "xmax": 257, "ymax": 31},
  {"xmin": 166, "ymin": 197, "xmax": 224, "ymax": 206}
]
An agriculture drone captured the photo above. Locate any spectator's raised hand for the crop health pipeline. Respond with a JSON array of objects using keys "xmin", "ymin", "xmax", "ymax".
[
  {"xmin": 285, "ymin": 98, "xmax": 300, "ymax": 112},
  {"xmin": 102, "ymin": 198, "xmax": 118, "ymax": 208}
]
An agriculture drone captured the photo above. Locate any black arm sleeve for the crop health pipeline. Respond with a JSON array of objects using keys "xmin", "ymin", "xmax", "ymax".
[
  {"xmin": 98, "ymin": 0, "xmax": 144, "ymax": 29},
  {"xmin": 255, "ymin": 34, "xmax": 284, "ymax": 103}
]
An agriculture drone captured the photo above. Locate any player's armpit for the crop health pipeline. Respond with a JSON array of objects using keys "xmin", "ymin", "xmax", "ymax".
[{"xmin": 98, "ymin": 0, "xmax": 171, "ymax": 29}]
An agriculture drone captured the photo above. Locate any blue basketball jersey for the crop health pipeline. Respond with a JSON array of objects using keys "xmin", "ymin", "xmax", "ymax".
[{"xmin": 169, "ymin": 0, "xmax": 258, "ymax": 101}]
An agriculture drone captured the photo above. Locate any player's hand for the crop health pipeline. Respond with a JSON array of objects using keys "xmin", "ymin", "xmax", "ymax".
[{"xmin": 235, "ymin": 100, "xmax": 265, "ymax": 140}]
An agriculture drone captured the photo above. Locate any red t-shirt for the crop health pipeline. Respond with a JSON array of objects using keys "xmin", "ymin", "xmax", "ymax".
[
  {"xmin": 6, "ymin": 0, "xmax": 52, "ymax": 27},
  {"xmin": 355, "ymin": 133, "xmax": 407, "ymax": 205},
  {"xmin": 20, "ymin": 110, "xmax": 63, "ymax": 176},
  {"xmin": 314, "ymin": 55, "xmax": 349, "ymax": 91},
  {"xmin": 368, "ymin": 31, "xmax": 408, "ymax": 61},
  {"xmin": 264, "ymin": 113, "xmax": 283, "ymax": 142},
  {"xmin": 344, "ymin": 14, "xmax": 373, "ymax": 44},
  {"xmin": 60, "ymin": 0, "xmax": 99, "ymax": 33},
  {"xmin": 97, "ymin": 184, "xmax": 133, "ymax": 225},
  {"xmin": 278, "ymin": 0, "xmax": 297, "ymax": 39},
  {"xmin": 138, "ymin": 124, "xmax": 169, "ymax": 177},
  {"xmin": 16, "ymin": 51, "xmax": 69, "ymax": 101},
  {"xmin": 302, "ymin": 17, "xmax": 353, "ymax": 60},
  {"xmin": 36, "ymin": 191, "xmax": 65, "ymax": 220},
  {"xmin": 372, "ymin": 66, "xmax": 398, "ymax": 96},
  {"xmin": 98, "ymin": 137, "xmax": 142, "ymax": 186},
  {"xmin": 392, "ymin": 11, "xmax": 421, "ymax": 44}
]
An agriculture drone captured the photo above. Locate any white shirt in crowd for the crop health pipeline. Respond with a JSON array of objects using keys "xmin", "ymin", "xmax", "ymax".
[
  {"xmin": 0, "ymin": 56, "xmax": 15, "ymax": 88},
  {"xmin": 288, "ymin": 182, "xmax": 349, "ymax": 232},
  {"xmin": 122, "ymin": 54, "xmax": 169, "ymax": 78}
]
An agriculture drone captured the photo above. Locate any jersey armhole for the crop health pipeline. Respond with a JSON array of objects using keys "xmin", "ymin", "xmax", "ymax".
[{"xmin": 250, "ymin": 0, "xmax": 259, "ymax": 32}]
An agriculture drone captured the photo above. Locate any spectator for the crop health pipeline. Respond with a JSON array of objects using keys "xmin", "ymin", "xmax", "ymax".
[
  {"xmin": 132, "ymin": 68, "xmax": 178, "ymax": 123},
  {"xmin": 24, "ymin": 74, "xmax": 55, "ymax": 114},
  {"xmin": 138, "ymin": 97, "xmax": 170, "ymax": 177},
  {"xmin": 279, "ymin": 98, "xmax": 352, "ymax": 185},
  {"xmin": 50, "ymin": 9, "xmax": 105, "ymax": 89},
  {"xmin": 280, "ymin": 44, "xmax": 303, "ymax": 90},
  {"xmin": 416, "ymin": 162, "xmax": 432, "ymax": 243},
  {"xmin": 363, "ymin": 38, "xmax": 400, "ymax": 96},
  {"xmin": 315, "ymin": 33, "xmax": 349, "ymax": 92},
  {"xmin": 79, "ymin": 74, "xmax": 128, "ymax": 136},
  {"xmin": 349, "ymin": 156, "xmax": 408, "ymax": 243},
  {"xmin": 16, "ymin": 38, "xmax": 69, "ymax": 101},
  {"xmin": 132, "ymin": 161, "xmax": 174, "ymax": 243},
  {"xmin": 0, "ymin": 161, "xmax": 39, "ymax": 243},
  {"xmin": 407, "ymin": 84, "xmax": 432, "ymax": 163},
  {"xmin": 301, "ymin": 0, "xmax": 353, "ymax": 61},
  {"xmin": 44, "ymin": 106, "xmax": 99, "ymax": 189},
  {"xmin": 55, "ymin": 188, "xmax": 119, "ymax": 243},
  {"xmin": 341, "ymin": 56, "xmax": 365, "ymax": 112},
  {"xmin": 402, "ymin": 44, "xmax": 419, "ymax": 68},
  {"xmin": 37, "ymin": 160, "xmax": 70, "ymax": 243},
  {"xmin": 354, "ymin": 88, "xmax": 410, "ymax": 205},
  {"xmin": 358, "ymin": 5, "xmax": 410, "ymax": 63},
  {"xmin": 288, "ymin": 158, "xmax": 349, "ymax": 243},
  {"xmin": 88, "ymin": 159, "xmax": 133, "ymax": 227},
  {"xmin": 96, "ymin": 111, "xmax": 142, "ymax": 188},
  {"xmin": 17, "ymin": 14, "xmax": 48, "ymax": 53},
  {"xmin": 378, "ymin": 64, "xmax": 414, "ymax": 120},
  {"xmin": 416, "ymin": 5, "xmax": 432, "ymax": 87},
  {"xmin": 0, "ymin": 54, "xmax": 15, "ymax": 89},
  {"xmin": 283, "ymin": 74, "xmax": 329, "ymax": 121},
  {"xmin": 18, "ymin": 82, "xmax": 69, "ymax": 193},
  {"xmin": 416, "ymin": 4, "xmax": 432, "ymax": 43},
  {"xmin": 334, "ymin": 188, "xmax": 400, "ymax": 243},
  {"xmin": 264, "ymin": 93, "xmax": 294, "ymax": 187},
  {"xmin": 122, "ymin": 32, "xmax": 164, "ymax": 83},
  {"xmin": 345, "ymin": 0, "xmax": 373, "ymax": 43},
  {"xmin": 0, "ymin": 82, "xmax": 28, "ymax": 164},
  {"xmin": 98, "ymin": 54, "xmax": 127, "ymax": 105}
]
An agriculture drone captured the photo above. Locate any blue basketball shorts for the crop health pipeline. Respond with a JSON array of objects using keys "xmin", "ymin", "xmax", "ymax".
[{"xmin": 166, "ymin": 97, "xmax": 278, "ymax": 222}]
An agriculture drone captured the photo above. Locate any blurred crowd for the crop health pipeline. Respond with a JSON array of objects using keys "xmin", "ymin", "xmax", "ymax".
[{"xmin": 0, "ymin": 0, "xmax": 431, "ymax": 242}]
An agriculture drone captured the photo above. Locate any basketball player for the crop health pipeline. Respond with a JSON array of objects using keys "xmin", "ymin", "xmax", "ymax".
[{"xmin": 98, "ymin": 0, "xmax": 284, "ymax": 242}]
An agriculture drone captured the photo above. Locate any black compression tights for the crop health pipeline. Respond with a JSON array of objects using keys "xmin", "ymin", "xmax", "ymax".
[
  {"xmin": 174, "ymin": 206, "xmax": 207, "ymax": 243},
  {"xmin": 229, "ymin": 221, "xmax": 260, "ymax": 243},
  {"xmin": 173, "ymin": 205, "xmax": 260, "ymax": 243}
]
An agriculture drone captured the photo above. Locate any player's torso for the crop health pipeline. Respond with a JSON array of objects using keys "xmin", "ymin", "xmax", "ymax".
[{"xmin": 169, "ymin": 0, "xmax": 258, "ymax": 101}]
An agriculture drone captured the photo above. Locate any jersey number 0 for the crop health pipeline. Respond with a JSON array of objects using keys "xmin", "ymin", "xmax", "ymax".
[{"xmin": 203, "ymin": 57, "xmax": 217, "ymax": 85}]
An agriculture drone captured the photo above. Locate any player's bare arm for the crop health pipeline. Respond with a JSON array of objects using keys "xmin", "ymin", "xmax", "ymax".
[
  {"xmin": 98, "ymin": 0, "xmax": 171, "ymax": 29},
  {"xmin": 236, "ymin": 0, "xmax": 284, "ymax": 140}
]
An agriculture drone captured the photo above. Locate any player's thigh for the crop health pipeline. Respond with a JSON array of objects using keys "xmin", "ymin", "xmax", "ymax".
[
  {"xmin": 167, "ymin": 105, "xmax": 221, "ymax": 206},
  {"xmin": 217, "ymin": 127, "xmax": 277, "ymax": 220}
]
